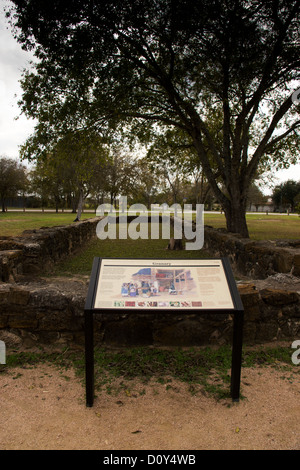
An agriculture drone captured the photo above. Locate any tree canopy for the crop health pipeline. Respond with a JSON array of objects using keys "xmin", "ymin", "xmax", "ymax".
[
  {"xmin": 272, "ymin": 179, "xmax": 300, "ymax": 212},
  {"xmin": 0, "ymin": 156, "xmax": 27, "ymax": 212},
  {"xmin": 7, "ymin": 0, "xmax": 300, "ymax": 236}
]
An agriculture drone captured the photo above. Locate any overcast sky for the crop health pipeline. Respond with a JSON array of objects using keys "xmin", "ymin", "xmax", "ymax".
[
  {"xmin": 0, "ymin": 0, "xmax": 36, "ymax": 160},
  {"xmin": 0, "ymin": 0, "xmax": 299, "ymax": 194}
]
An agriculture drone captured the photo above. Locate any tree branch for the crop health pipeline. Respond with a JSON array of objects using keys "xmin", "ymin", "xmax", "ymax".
[
  {"xmin": 264, "ymin": 120, "xmax": 300, "ymax": 152},
  {"xmin": 247, "ymin": 94, "xmax": 295, "ymax": 180}
]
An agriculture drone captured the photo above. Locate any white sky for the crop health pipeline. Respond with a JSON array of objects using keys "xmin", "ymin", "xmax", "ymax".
[
  {"xmin": 0, "ymin": 0, "xmax": 36, "ymax": 159},
  {"xmin": 0, "ymin": 0, "xmax": 299, "ymax": 195}
]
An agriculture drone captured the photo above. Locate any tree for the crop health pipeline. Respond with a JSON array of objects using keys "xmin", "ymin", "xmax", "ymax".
[
  {"xmin": 246, "ymin": 184, "xmax": 268, "ymax": 211},
  {"xmin": 104, "ymin": 148, "xmax": 139, "ymax": 207},
  {"xmin": 147, "ymin": 143, "xmax": 188, "ymax": 206},
  {"xmin": 30, "ymin": 132, "xmax": 110, "ymax": 217},
  {"xmin": 30, "ymin": 152, "xmax": 70, "ymax": 212},
  {"xmin": 272, "ymin": 180, "xmax": 300, "ymax": 212},
  {"xmin": 132, "ymin": 158, "xmax": 159, "ymax": 209},
  {"xmin": 146, "ymin": 127, "xmax": 216, "ymax": 206},
  {"xmin": 8, "ymin": 0, "xmax": 300, "ymax": 236},
  {"xmin": 53, "ymin": 132, "xmax": 110, "ymax": 220},
  {"xmin": 0, "ymin": 157, "xmax": 28, "ymax": 212}
]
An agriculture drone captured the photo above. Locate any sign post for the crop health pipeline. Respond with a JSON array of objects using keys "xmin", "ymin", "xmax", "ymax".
[{"xmin": 84, "ymin": 257, "xmax": 244, "ymax": 407}]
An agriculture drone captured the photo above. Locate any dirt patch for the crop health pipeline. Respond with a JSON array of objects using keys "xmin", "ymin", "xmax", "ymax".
[{"xmin": 0, "ymin": 361, "xmax": 299, "ymax": 450}]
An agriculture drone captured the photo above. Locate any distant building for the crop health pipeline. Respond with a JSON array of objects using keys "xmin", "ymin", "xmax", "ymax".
[{"xmin": 248, "ymin": 197, "xmax": 274, "ymax": 213}]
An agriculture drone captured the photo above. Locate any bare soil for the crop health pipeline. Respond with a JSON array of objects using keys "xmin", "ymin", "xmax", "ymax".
[{"xmin": 1, "ymin": 358, "xmax": 299, "ymax": 450}]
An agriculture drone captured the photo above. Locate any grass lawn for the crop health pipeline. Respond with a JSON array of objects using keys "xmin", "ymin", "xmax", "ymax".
[
  {"xmin": 50, "ymin": 222, "xmax": 210, "ymax": 276},
  {"xmin": 1, "ymin": 210, "xmax": 300, "ymax": 276},
  {"xmin": 1, "ymin": 210, "xmax": 299, "ymax": 240},
  {"xmin": 4, "ymin": 343, "xmax": 296, "ymax": 400},
  {"xmin": 0, "ymin": 211, "xmax": 96, "ymax": 237},
  {"xmin": 205, "ymin": 212, "xmax": 300, "ymax": 240}
]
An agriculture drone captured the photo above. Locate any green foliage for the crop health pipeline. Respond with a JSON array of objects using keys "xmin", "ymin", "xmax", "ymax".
[
  {"xmin": 28, "ymin": 132, "xmax": 114, "ymax": 214},
  {"xmin": 272, "ymin": 180, "xmax": 300, "ymax": 212},
  {"xmin": 0, "ymin": 157, "xmax": 28, "ymax": 212},
  {"xmin": 7, "ymin": 0, "xmax": 300, "ymax": 236},
  {"xmin": 130, "ymin": 158, "xmax": 159, "ymax": 208},
  {"xmin": 246, "ymin": 184, "xmax": 268, "ymax": 209}
]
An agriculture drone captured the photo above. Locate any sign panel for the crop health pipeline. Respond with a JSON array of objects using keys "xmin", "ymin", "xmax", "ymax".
[
  {"xmin": 93, "ymin": 258, "xmax": 234, "ymax": 310},
  {"xmin": 85, "ymin": 257, "xmax": 244, "ymax": 406}
]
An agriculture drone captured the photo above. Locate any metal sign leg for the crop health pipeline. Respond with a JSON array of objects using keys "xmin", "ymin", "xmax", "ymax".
[
  {"xmin": 85, "ymin": 310, "xmax": 94, "ymax": 407},
  {"xmin": 231, "ymin": 311, "xmax": 244, "ymax": 401}
]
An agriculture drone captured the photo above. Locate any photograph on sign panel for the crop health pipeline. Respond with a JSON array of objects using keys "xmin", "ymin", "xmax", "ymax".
[{"xmin": 94, "ymin": 259, "xmax": 234, "ymax": 310}]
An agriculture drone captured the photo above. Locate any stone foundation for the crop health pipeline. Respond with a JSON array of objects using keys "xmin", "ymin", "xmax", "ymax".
[
  {"xmin": 0, "ymin": 276, "xmax": 299, "ymax": 348},
  {"xmin": 1, "ymin": 218, "xmax": 300, "ymax": 348},
  {"xmin": 203, "ymin": 225, "xmax": 300, "ymax": 279},
  {"xmin": 0, "ymin": 217, "xmax": 101, "ymax": 281}
]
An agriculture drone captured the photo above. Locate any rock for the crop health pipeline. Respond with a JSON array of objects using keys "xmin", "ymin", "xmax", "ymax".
[
  {"xmin": 203, "ymin": 225, "xmax": 300, "ymax": 280},
  {"xmin": 167, "ymin": 238, "xmax": 183, "ymax": 250},
  {"xmin": 0, "ymin": 330, "xmax": 22, "ymax": 347},
  {"xmin": 9, "ymin": 286, "xmax": 30, "ymax": 305},
  {"xmin": 0, "ymin": 217, "xmax": 101, "ymax": 281},
  {"xmin": 292, "ymin": 254, "xmax": 300, "ymax": 276},
  {"xmin": 238, "ymin": 283, "xmax": 260, "ymax": 322},
  {"xmin": 260, "ymin": 288, "xmax": 299, "ymax": 305},
  {"xmin": 237, "ymin": 283, "xmax": 259, "ymax": 307}
]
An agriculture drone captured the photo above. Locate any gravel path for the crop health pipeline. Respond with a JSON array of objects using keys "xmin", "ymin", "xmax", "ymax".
[{"xmin": 1, "ymin": 362, "xmax": 299, "ymax": 450}]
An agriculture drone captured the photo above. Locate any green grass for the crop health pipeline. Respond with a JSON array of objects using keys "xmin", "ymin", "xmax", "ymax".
[
  {"xmin": 0, "ymin": 211, "xmax": 96, "ymax": 237},
  {"xmin": 2, "ymin": 211, "xmax": 300, "ymax": 276},
  {"xmin": 50, "ymin": 222, "xmax": 210, "ymax": 276},
  {"xmin": 2, "ymin": 344, "xmax": 297, "ymax": 401},
  {"xmin": 1, "ymin": 211, "xmax": 299, "ymax": 240},
  {"xmin": 0, "ymin": 211, "xmax": 300, "ymax": 240},
  {"xmin": 50, "ymin": 213, "xmax": 300, "ymax": 276},
  {"xmin": 204, "ymin": 213, "xmax": 300, "ymax": 240}
]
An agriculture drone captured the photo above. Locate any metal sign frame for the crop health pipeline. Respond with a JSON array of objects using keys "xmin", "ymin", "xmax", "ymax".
[{"xmin": 84, "ymin": 257, "xmax": 244, "ymax": 407}]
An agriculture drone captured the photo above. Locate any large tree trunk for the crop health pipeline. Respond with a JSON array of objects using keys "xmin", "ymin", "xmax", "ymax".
[
  {"xmin": 192, "ymin": 132, "xmax": 248, "ymax": 238},
  {"xmin": 221, "ymin": 180, "xmax": 249, "ymax": 237},
  {"xmin": 223, "ymin": 200, "xmax": 249, "ymax": 238},
  {"xmin": 193, "ymin": 137, "xmax": 250, "ymax": 238}
]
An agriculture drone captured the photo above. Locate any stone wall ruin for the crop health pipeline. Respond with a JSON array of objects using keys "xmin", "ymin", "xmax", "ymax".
[{"xmin": 0, "ymin": 217, "xmax": 299, "ymax": 348}]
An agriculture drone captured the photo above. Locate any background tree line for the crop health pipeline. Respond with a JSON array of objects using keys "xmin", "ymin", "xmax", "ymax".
[
  {"xmin": 0, "ymin": 147, "xmax": 215, "ymax": 214},
  {"xmin": 2, "ymin": 149, "xmax": 299, "ymax": 215}
]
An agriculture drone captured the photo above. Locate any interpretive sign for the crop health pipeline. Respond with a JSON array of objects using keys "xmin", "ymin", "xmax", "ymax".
[
  {"xmin": 84, "ymin": 257, "xmax": 244, "ymax": 407},
  {"xmin": 94, "ymin": 258, "xmax": 234, "ymax": 310}
]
